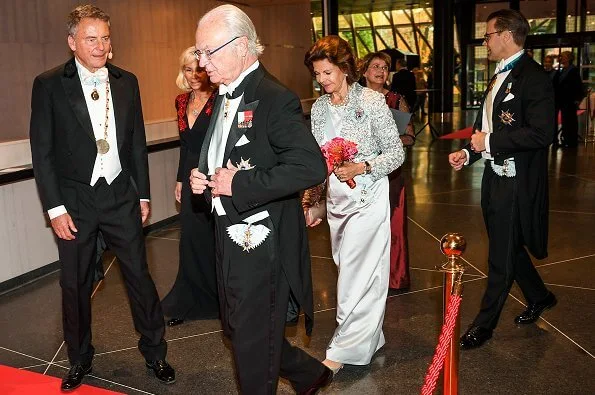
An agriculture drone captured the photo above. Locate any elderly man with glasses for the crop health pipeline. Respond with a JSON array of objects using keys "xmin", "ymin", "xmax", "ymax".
[
  {"xmin": 189, "ymin": 5, "xmax": 331, "ymax": 394},
  {"xmin": 448, "ymin": 9, "xmax": 557, "ymax": 350}
]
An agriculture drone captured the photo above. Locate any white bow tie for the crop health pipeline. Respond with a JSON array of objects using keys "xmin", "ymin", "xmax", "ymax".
[
  {"xmin": 218, "ymin": 84, "xmax": 233, "ymax": 96},
  {"xmin": 80, "ymin": 67, "xmax": 108, "ymax": 86}
]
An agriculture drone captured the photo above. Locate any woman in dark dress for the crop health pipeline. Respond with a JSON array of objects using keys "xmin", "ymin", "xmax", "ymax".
[
  {"xmin": 362, "ymin": 52, "xmax": 415, "ymax": 291},
  {"xmin": 161, "ymin": 46, "xmax": 219, "ymax": 325}
]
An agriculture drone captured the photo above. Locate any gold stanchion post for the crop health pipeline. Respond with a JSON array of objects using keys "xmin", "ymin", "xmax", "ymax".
[{"xmin": 439, "ymin": 233, "xmax": 466, "ymax": 395}]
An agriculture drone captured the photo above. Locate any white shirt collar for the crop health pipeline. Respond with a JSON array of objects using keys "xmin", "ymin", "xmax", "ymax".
[
  {"xmin": 219, "ymin": 60, "xmax": 260, "ymax": 96},
  {"xmin": 75, "ymin": 57, "xmax": 108, "ymax": 85},
  {"xmin": 496, "ymin": 49, "xmax": 524, "ymax": 73}
]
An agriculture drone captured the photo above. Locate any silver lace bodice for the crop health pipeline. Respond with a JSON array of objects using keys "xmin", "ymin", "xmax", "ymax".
[{"xmin": 310, "ymin": 83, "xmax": 404, "ymax": 182}]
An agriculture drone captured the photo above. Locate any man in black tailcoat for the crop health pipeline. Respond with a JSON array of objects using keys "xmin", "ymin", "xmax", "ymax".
[
  {"xmin": 448, "ymin": 9, "xmax": 557, "ymax": 350},
  {"xmin": 190, "ymin": 4, "xmax": 331, "ymax": 394},
  {"xmin": 29, "ymin": 4, "xmax": 174, "ymax": 391}
]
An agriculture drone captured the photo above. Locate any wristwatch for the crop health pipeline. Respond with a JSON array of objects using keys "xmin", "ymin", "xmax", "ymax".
[{"xmin": 364, "ymin": 161, "xmax": 371, "ymax": 174}]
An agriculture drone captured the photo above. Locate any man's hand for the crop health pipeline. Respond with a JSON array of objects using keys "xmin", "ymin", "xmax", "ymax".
[
  {"xmin": 174, "ymin": 181, "xmax": 182, "ymax": 203},
  {"xmin": 448, "ymin": 150, "xmax": 467, "ymax": 171},
  {"xmin": 140, "ymin": 201, "xmax": 150, "ymax": 224},
  {"xmin": 334, "ymin": 161, "xmax": 365, "ymax": 182},
  {"xmin": 190, "ymin": 168, "xmax": 209, "ymax": 195},
  {"xmin": 208, "ymin": 160, "xmax": 239, "ymax": 197},
  {"xmin": 51, "ymin": 213, "xmax": 78, "ymax": 240},
  {"xmin": 470, "ymin": 130, "xmax": 487, "ymax": 152}
]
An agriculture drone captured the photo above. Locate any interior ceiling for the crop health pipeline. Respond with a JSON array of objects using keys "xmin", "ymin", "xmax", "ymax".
[
  {"xmin": 223, "ymin": 1, "xmax": 433, "ymax": 15},
  {"xmin": 312, "ymin": 0, "xmax": 433, "ymax": 15}
]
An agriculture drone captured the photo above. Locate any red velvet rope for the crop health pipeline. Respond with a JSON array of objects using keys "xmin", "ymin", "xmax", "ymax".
[{"xmin": 420, "ymin": 294, "xmax": 463, "ymax": 395}]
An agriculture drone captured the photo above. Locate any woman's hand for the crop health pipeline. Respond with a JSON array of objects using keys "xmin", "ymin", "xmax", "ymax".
[
  {"xmin": 334, "ymin": 161, "xmax": 365, "ymax": 182},
  {"xmin": 304, "ymin": 208, "xmax": 323, "ymax": 227},
  {"xmin": 174, "ymin": 182, "xmax": 182, "ymax": 203}
]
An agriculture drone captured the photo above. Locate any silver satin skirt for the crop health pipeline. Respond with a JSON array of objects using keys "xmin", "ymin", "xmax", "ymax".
[{"xmin": 325, "ymin": 172, "xmax": 390, "ymax": 365}]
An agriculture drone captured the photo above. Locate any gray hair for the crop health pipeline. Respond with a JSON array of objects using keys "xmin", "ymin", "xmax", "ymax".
[
  {"xmin": 67, "ymin": 4, "xmax": 110, "ymax": 36},
  {"xmin": 198, "ymin": 5, "xmax": 264, "ymax": 57}
]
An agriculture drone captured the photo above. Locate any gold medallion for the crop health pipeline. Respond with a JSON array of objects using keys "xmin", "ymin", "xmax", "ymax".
[
  {"xmin": 91, "ymin": 89, "xmax": 100, "ymax": 101},
  {"xmin": 96, "ymin": 139, "xmax": 110, "ymax": 154}
]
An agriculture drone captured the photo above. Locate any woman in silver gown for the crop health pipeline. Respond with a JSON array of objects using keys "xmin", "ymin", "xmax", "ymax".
[{"xmin": 303, "ymin": 36, "xmax": 404, "ymax": 374}]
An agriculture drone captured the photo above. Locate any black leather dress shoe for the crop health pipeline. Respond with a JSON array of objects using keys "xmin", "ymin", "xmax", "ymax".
[
  {"xmin": 167, "ymin": 318, "xmax": 184, "ymax": 326},
  {"xmin": 460, "ymin": 326, "xmax": 493, "ymax": 350},
  {"xmin": 61, "ymin": 362, "xmax": 92, "ymax": 391},
  {"xmin": 515, "ymin": 292, "xmax": 557, "ymax": 325},
  {"xmin": 298, "ymin": 366, "xmax": 333, "ymax": 395},
  {"xmin": 146, "ymin": 359, "xmax": 176, "ymax": 384}
]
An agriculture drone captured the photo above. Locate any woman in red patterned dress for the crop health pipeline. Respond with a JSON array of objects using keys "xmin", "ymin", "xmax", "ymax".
[{"xmin": 362, "ymin": 51, "xmax": 415, "ymax": 291}]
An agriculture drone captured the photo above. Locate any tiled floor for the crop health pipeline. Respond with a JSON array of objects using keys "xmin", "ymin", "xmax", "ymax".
[{"xmin": 1, "ymin": 113, "xmax": 594, "ymax": 394}]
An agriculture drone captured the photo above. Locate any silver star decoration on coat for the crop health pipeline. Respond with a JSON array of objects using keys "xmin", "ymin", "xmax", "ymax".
[
  {"xmin": 499, "ymin": 110, "xmax": 515, "ymax": 125},
  {"xmin": 236, "ymin": 157, "xmax": 255, "ymax": 170}
]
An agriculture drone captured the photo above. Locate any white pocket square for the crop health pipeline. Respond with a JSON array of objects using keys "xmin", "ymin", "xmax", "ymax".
[
  {"xmin": 235, "ymin": 135, "xmax": 250, "ymax": 146},
  {"xmin": 503, "ymin": 93, "xmax": 515, "ymax": 102}
]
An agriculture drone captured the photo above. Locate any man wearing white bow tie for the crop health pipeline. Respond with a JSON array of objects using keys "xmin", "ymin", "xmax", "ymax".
[
  {"xmin": 189, "ymin": 5, "xmax": 329, "ymax": 394},
  {"xmin": 448, "ymin": 9, "xmax": 556, "ymax": 351},
  {"xmin": 29, "ymin": 4, "xmax": 174, "ymax": 391}
]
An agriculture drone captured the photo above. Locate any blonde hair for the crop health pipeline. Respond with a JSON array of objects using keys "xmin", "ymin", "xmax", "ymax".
[
  {"xmin": 175, "ymin": 46, "xmax": 198, "ymax": 91},
  {"xmin": 198, "ymin": 4, "xmax": 264, "ymax": 57}
]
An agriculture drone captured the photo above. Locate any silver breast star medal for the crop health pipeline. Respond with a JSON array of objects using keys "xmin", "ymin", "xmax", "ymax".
[
  {"xmin": 236, "ymin": 157, "xmax": 255, "ymax": 170},
  {"xmin": 499, "ymin": 109, "xmax": 515, "ymax": 125}
]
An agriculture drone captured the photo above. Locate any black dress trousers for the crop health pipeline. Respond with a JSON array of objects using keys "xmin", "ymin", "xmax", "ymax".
[
  {"xmin": 472, "ymin": 164, "xmax": 550, "ymax": 330},
  {"xmin": 213, "ymin": 215, "xmax": 324, "ymax": 394},
  {"xmin": 58, "ymin": 173, "xmax": 166, "ymax": 364}
]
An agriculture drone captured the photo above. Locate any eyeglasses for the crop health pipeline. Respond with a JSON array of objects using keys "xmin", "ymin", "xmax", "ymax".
[
  {"xmin": 194, "ymin": 36, "xmax": 240, "ymax": 61},
  {"xmin": 483, "ymin": 30, "xmax": 503, "ymax": 42},
  {"xmin": 369, "ymin": 64, "xmax": 389, "ymax": 72}
]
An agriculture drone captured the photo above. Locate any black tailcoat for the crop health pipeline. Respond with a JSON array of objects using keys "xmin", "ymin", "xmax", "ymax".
[
  {"xmin": 462, "ymin": 54, "xmax": 553, "ymax": 329},
  {"xmin": 465, "ymin": 54, "xmax": 554, "ymax": 259},
  {"xmin": 29, "ymin": 58, "xmax": 165, "ymax": 364},
  {"xmin": 198, "ymin": 64, "xmax": 327, "ymax": 393}
]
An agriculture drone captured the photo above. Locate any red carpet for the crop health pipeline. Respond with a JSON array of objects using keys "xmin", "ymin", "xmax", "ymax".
[
  {"xmin": 439, "ymin": 126, "xmax": 473, "ymax": 140},
  {"xmin": 0, "ymin": 365, "xmax": 124, "ymax": 395}
]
